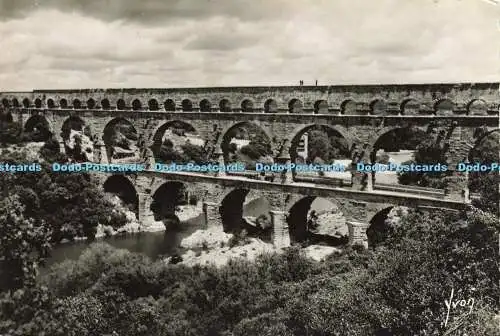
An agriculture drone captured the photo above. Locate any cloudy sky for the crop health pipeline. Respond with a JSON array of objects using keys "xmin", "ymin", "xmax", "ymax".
[{"xmin": 0, "ymin": 0, "xmax": 498, "ymax": 90}]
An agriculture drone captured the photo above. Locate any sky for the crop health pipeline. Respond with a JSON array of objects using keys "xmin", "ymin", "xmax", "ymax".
[{"xmin": 0, "ymin": 0, "xmax": 498, "ymax": 90}]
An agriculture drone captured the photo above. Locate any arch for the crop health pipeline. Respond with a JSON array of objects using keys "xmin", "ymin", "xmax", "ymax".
[
  {"xmin": 288, "ymin": 98, "xmax": 303, "ymax": 114},
  {"xmin": 314, "ymin": 100, "xmax": 329, "ymax": 114},
  {"xmin": 102, "ymin": 117, "xmax": 139, "ymax": 162},
  {"xmin": 182, "ymin": 99, "xmax": 193, "ymax": 112},
  {"xmin": 340, "ymin": 99, "xmax": 357, "ymax": 115},
  {"xmin": 24, "ymin": 115, "xmax": 52, "ymax": 141},
  {"xmin": 22, "ymin": 98, "xmax": 31, "ymax": 108},
  {"xmin": 103, "ymin": 175, "xmax": 139, "ymax": 219},
  {"xmin": 12, "ymin": 98, "xmax": 19, "ymax": 108},
  {"xmin": 59, "ymin": 99, "xmax": 68, "ymax": 109},
  {"xmin": 219, "ymin": 121, "xmax": 272, "ymax": 148},
  {"xmin": 287, "ymin": 123, "xmax": 353, "ymax": 153},
  {"xmin": 148, "ymin": 99, "xmax": 159, "ymax": 111},
  {"xmin": 151, "ymin": 120, "xmax": 198, "ymax": 147},
  {"xmin": 116, "ymin": 99, "xmax": 126, "ymax": 110},
  {"xmin": 219, "ymin": 99, "xmax": 232, "ymax": 112},
  {"xmin": 288, "ymin": 124, "xmax": 351, "ymax": 167},
  {"xmin": 264, "ymin": 99, "xmax": 278, "ymax": 113},
  {"xmin": 468, "ymin": 128, "xmax": 499, "ymax": 163},
  {"xmin": 150, "ymin": 181, "xmax": 188, "ymax": 224},
  {"xmin": 132, "ymin": 99, "xmax": 142, "ymax": 111},
  {"xmin": 72, "ymin": 99, "xmax": 82, "ymax": 109},
  {"xmin": 400, "ymin": 99, "xmax": 420, "ymax": 115},
  {"xmin": 101, "ymin": 98, "xmax": 111, "ymax": 109},
  {"xmin": 369, "ymin": 99, "xmax": 386, "ymax": 115},
  {"xmin": 199, "ymin": 99, "xmax": 211, "ymax": 112},
  {"xmin": 366, "ymin": 206, "xmax": 395, "ymax": 249},
  {"xmin": 34, "ymin": 98, "xmax": 42, "ymax": 109},
  {"xmin": 241, "ymin": 99, "xmax": 254, "ymax": 112},
  {"xmin": 220, "ymin": 188, "xmax": 250, "ymax": 232},
  {"xmin": 434, "ymin": 99, "xmax": 455, "ymax": 116},
  {"xmin": 287, "ymin": 196, "xmax": 349, "ymax": 246},
  {"xmin": 1, "ymin": 98, "xmax": 9, "ymax": 107},
  {"xmin": 87, "ymin": 98, "xmax": 96, "ymax": 109},
  {"xmin": 47, "ymin": 98, "xmax": 56, "ymax": 109},
  {"xmin": 467, "ymin": 99, "xmax": 487, "ymax": 116},
  {"xmin": 164, "ymin": 99, "xmax": 176, "ymax": 111},
  {"xmin": 60, "ymin": 115, "xmax": 86, "ymax": 146}
]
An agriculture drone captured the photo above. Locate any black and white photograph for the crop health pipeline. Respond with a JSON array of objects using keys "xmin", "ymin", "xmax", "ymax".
[{"xmin": 0, "ymin": 0, "xmax": 499, "ymax": 335}]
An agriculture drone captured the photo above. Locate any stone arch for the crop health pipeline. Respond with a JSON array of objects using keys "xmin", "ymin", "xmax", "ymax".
[
  {"xmin": 24, "ymin": 114, "xmax": 52, "ymax": 141},
  {"xmin": 59, "ymin": 98, "xmax": 68, "ymax": 109},
  {"xmin": 61, "ymin": 116, "xmax": 86, "ymax": 140},
  {"xmin": 150, "ymin": 181, "xmax": 188, "ymax": 224},
  {"xmin": 22, "ymin": 98, "xmax": 31, "ymax": 108},
  {"xmin": 132, "ymin": 99, "xmax": 142, "ymax": 111},
  {"xmin": 241, "ymin": 99, "xmax": 254, "ymax": 112},
  {"xmin": 102, "ymin": 117, "xmax": 139, "ymax": 161},
  {"xmin": 314, "ymin": 100, "xmax": 329, "ymax": 114},
  {"xmin": 103, "ymin": 175, "xmax": 139, "ymax": 219},
  {"xmin": 34, "ymin": 98, "xmax": 42, "ymax": 109},
  {"xmin": 116, "ymin": 99, "xmax": 126, "ymax": 110},
  {"xmin": 150, "ymin": 119, "xmax": 199, "ymax": 148},
  {"xmin": 182, "ymin": 99, "xmax": 193, "ymax": 112},
  {"xmin": 467, "ymin": 99, "xmax": 488, "ymax": 116},
  {"xmin": 199, "ymin": 99, "xmax": 211, "ymax": 112},
  {"xmin": 12, "ymin": 98, "xmax": 19, "ymax": 108},
  {"xmin": 220, "ymin": 188, "xmax": 250, "ymax": 232},
  {"xmin": 264, "ymin": 99, "xmax": 278, "ymax": 113},
  {"xmin": 2, "ymin": 98, "xmax": 9, "ymax": 107},
  {"xmin": 287, "ymin": 123, "xmax": 353, "ymax": 152},
  {"xmin": 340, "ymin": 99, "xmax": 357, "ymax": 115},
  {"xmin": 400, "ymin": 98, "xmax": 420, "ymax": 115},
  {"xmin": 101, "ymin": 98, "xmax": 111, "ymax": 109},
  {"xmin": 287, "ymin": 196, "xmax": 349, "ymax": 245},
  {"xmin": 434, "ymin": 98, "xmax": 455, "ymax": 116},
  {"xmin": 87, "ymin": 98, "xmax": 96, "ymax": 109},
  {"xmin": 218, "ymin": 121, "xmax": 273, "ymax": 150},
  {"xmin": 164, "ymin": 99, "xmax": 176, "ymax": 111},
  {"xmin": 73, "ymin": 98, "xmax": 82, "ymax": 109},
  {"xmin": 47, "ymin": 98, "xmax": 56, "ymax": 109},
  {"xmin": 219, "ymin": 99, "xmax": 232, "ymax": 112},
  {"xmin": 288, "ymin": 98, "xmax": 303, "ymax": 113},
  {"xmin": 366, "ymin": 206, "xmax": 394, "ymax": 248},
  {"xmin": 369, "ymin": 99, "xmax": 387, "ymax": 115},
  {"xmin": 148, "ymin": 99, "xmax": 159, "ymax": 111}
]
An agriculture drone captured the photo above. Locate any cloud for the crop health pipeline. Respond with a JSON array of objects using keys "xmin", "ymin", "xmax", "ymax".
[{"xmin": 0, "ymin": 0, "xmax": 498, "ymax": 90}]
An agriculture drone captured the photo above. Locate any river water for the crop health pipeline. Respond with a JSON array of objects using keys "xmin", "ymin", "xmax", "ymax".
[{"xmin": 46, "ymin": 197, "xmax": 334, "ymax": 267}]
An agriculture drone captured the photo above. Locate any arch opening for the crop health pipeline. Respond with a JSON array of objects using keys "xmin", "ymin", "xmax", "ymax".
[
  {"xmin": 370, "ymin": 126, "xmax": 448, "ymax": 189},
  {"xmin": 103, "ymin": 118, "xmax": 139, "ymax": 163},
  {"xmin": 219, "ymin": 99, "xmax": 231, "ymax": 112},
  {"xmin": 22, "ymin": 98, "xmax": 31, "ymax": 108},
  {"xmin": 151, "ymin": 120, "xmax": 207, "ymax": 165},
  {"xmin": 2, "ymin": 98, "xmax": 9, "ymax": 107},
  {"xmin": 434, "ymin": 99, "xmax": 455, "ymax": 116},
  {"xmin": 47, "ymin": 99, "xmax": 56, "ymax": 109},
  {"xmin": 132, "ymin": 99, "xmax": 142, "ymax": 111},
  {"xmin": 264, "ymin": 99, "xmax": 278, "ymax": 113},
  {"xmin": 221, "ymin": 122, "xmax": 273, "ymax": 170},
  {"xmin": 340, "ymin": 100, "xmax": 357, "ymax": 115},
  {"xmin": 61, "ymin": 116, "xmax": 93, "ymax": 162},
  {"xmin": 369, "ymin": 99, "xmax": 387, "ymax": 115},
  {"xmin": 34, "ymin": 98, "xmax": 42, "ymax": 109},
  {"xmin": 288, "ymin": 98, "xmax": 303, "ymax": 114},
  {"xmin": 72, "ymin": 99, "xmax": 82, "ymax": 109},
  {"xmin": 289, "ymin": 125, "xmax": 350, "ymax": 179},
  {"xmin": 400, "ymin": 99, "xmax": 420, "ymax": 115},
  {"xmin": 241, "ymin": 99, "xmax": 254, "ymax": 112},
  {"xmin": 164, "ymin": 99, "xmax": 176, "ymax": 111},
  {"xmin": 314, "ymin": 100, "xmax": 328, "ymax": 114},
  {"xmin": 148, "ymin": 99, "xmax": 159, "ymax": 111},
  {"xmin": 87, "ymin": 98, "xmax": 96, "ymax": 109},
  {"xmin": 59, "ymin": 99, "xmax": 68, "ymax": 109},
  {"xmin": 103, "ymin": 175, "xmax": 139, "ymax": 219},
  {"xmin": 101, "ymin": 99, "xmax": 110, "ymax": 110},
  {"xmin": 116, "ymin": 99, "xmax": 126, "ymax": 110},
  {"xmin": 24, "ymin": 115, "xmax": 51, "ymax": 141},
  {"xmin": 287, "ymin": 196, "xmax": 348, "ymax": 246},
  {"xmin": 467, "ymin": 99, "xmax": 487, "ymax": 116},
  {"xmin": 367, "ymin": 206, "xmax": 409, "ymax": 249},
  {"xmin": 151, "ymin": 182, "xmax": 189, "ymax": 228},
  {"xmin": 199, "ymin": 99, "xmax": 211, "ymax": 112},
  {"xmin": 12, "ymin": 98, "xmax": 19, "ymax": 108},
  {"xmin": 182, "ymin": 99, "xmax": 193, "ymax": 112}
]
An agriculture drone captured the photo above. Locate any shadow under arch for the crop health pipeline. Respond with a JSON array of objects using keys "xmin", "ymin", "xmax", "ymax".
[
  {"xmin": 366, "ymin": 206, "xmax": 394, "ymax": 249},
  {"xmin": 24, "ymin": 114, "xmax": 52, "ymax": 141},
  {"xmin": 150, "ymin": 181, "xmax": 188, "ymax": 227},
  {"xmin": 102, "ymin": 117, "xmax": 139, "ymax": 162},
  {"xmin": 220, "ymin": 188, "xmax": 250, "ymax": 233},
  {"xmin": 103, "ymin": 175, "xmax": 139, "ymax": 219},
  {"xmin": 61, "ymin": 116, "xmax": 86, "ymax": 140},
  {"xmin": 287, "ymin": 196, "xmax": 349, "ymax": 246}
]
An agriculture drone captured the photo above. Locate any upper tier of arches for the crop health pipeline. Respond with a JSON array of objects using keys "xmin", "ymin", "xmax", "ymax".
[{"xmin": 1, "ymin": 96, "xmax": 498, "ymax": 116}]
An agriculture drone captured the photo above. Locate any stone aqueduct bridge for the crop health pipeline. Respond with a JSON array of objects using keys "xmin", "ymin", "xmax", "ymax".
[{"xmin": 1, "ymin": 83, "xmax": 499, "ymax": 247}]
